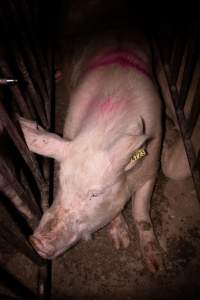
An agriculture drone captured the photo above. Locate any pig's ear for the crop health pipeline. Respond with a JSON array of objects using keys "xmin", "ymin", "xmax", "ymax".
[
  {"xmin": 107, "ymin": 117, "xmax": 148, "ymax": 172},
  {"xmin": 19, "ymin": 117, "xmax": 68, "ymax": 162}
]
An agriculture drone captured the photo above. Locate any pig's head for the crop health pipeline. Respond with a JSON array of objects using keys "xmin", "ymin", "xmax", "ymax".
[{"xmin": 20, "ymin": 112, "xmax": 147, "ymax": 259}]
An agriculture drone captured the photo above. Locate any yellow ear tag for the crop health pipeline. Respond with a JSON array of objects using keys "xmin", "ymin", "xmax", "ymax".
[{"xmin": 131, "ymin": 148, "xmax": 146, "ymax": 162}]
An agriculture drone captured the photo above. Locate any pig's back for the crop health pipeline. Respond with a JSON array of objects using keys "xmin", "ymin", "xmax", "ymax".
[{"xmin": 66, "ymin": 56, "xmax": 161, "ymax": 138}]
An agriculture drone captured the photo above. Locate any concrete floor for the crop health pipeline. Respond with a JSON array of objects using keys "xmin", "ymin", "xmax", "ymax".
[{"xmin": 1, "ymin": 173, "xmax": 200, "ymax": 300}]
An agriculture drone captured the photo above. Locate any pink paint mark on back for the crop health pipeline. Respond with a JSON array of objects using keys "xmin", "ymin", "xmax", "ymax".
[
  {"xmin": 85, "ymin": 49, "xmax": 152, "ymax": 80},
  {"xmin": 100, "ymin": 97, "xmax": 115, "ymax": 114},
  {"xmin": 92, "ymin": 96, "xmax": 126, "ymax": 120}
]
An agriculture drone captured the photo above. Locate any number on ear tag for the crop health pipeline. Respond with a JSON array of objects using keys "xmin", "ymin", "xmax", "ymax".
[{"xmin": 131, "ymin": 148, "xmax": 146, "ymax": 162}]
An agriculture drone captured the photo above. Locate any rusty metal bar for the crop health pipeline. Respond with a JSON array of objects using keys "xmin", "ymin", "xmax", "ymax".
[{"xmin": 0, "ymin": 265, "xmax": 36, "ymax": 300}]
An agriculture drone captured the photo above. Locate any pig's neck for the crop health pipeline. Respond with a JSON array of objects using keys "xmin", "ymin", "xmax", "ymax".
[
  {"xmin": 73, "ymin": 96, "xmax": 135, "ymax": 149},
  {"xmin": 85, "ymin": 49, "xmax": 152, "ymax": 80}
]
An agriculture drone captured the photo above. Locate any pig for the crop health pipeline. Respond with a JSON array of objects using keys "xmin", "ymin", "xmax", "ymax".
[{"xmin": 19, "ymin": 33, "xmax": 163, "ymax": 272}]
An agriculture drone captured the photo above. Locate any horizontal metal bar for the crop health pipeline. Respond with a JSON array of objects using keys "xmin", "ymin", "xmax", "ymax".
[
  {"xmin": 0, "ymin": 265, "xmax": 36, "ymax": 300},
  {"xmin": 0, "ymin": 79, "xmax": 18, "ymax": 85}
]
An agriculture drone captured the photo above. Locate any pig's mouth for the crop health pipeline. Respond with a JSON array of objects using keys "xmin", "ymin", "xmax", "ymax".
[{"xmin": 29, "ymin": 234, "xmax": 79, "ymax": 259}]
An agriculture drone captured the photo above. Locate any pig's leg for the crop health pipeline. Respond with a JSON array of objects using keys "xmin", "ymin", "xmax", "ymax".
[
  {"xmin": 108, "ymin": 214, "xmax": 130, "ymax": 249},
  {"xmin": 132, "ymin": 178, "xmax": 163, "ymax": 272}
]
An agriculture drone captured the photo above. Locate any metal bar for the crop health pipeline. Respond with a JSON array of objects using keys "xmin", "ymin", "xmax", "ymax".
[
  {"xmin": 177, "ymin": 23, "xmax": 199, "ymax": 109},
  {"xmin": 6, "ymin": 0, "xmax": 51, "ymax": 126},
  {"xmin": 0, "ymin": 294, "xmax": 21, "ymax": 300},
  {"xmin": 170, "ymin": 25, "xmax": 188, "ymax": 85},
  {"xmin": 196, "ymin": 150, "xmax": 200, "ymax": 171},
  {"xmin": 0, "ymin": 101, "xmax": 48, "ymax": 207},
  {"xmin": 13, "ymin": 49, "xmax": 48, "ymax": 128},
  {"xmin": 0, "ymin": 58, "xmax": 34, "ymax": 119},
  {"xmin": 160, "ymin": 58, "xmax": 200, "ymax": 201},
  {"xmin": 19, "ymin": 0, "xmax": 51, "ymax": 97},
  {"xmin": 0, "ymin": 221, "xmax": 44, "ymax": 266},
  {"xmin": 0, "ymin": 2, "xmax": 50, "ymax": 128},
  {"xmin": 0, "ymin": 159, "xmax": 40, "ymax": 229},
  {"xmin": 186, "ymin": 77, "xmax": 200, "ymax": 138},
  {"xmin": 0, "ymin": 265, "xmax": 36, "ymax": 300},
  {"xmin": 20, "ymin": 47, "xmax": 51, "ymax": 128},
  {"xmin": 0, "ymin": 79, "xmax": 18, "ymax": 85},
  {"xmin": 37, "ymin": 263, "xmax": 51, "ymax": 300}
]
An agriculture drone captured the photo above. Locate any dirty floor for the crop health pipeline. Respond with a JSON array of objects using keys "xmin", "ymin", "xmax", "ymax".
[{"xmin": 1, "ymin": 172, "xmax": 200, "ymax": 300}]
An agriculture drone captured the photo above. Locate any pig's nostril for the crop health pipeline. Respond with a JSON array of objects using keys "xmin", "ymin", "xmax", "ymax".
[
  {"xmin": 29, "ymin": 235, "xmax": 56, "ymax": 259},
  {"xmin": 29, "ymin": 235, "xmax": 44, "ymax": 252}
]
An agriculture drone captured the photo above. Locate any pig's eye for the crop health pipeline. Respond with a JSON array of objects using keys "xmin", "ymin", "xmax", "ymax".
[{"xmin": 88, "ymin": 190, "xmax": 102, "ymax": 200}]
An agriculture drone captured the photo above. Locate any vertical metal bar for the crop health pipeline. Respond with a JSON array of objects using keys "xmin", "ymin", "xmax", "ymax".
[
  {"xmin": 0, "ymin": 101, "xmax": 48, "ymax": 207},
  {"xmin": 157, "ymin": 40, "xmax": 200, "ymax": 202},
  {"xmin": 13, "ymin": 49, "xmax": 48, "ymax": 128},
  {"xmin": 0, "ymin": 1, "xmax": 50, "ymax": 128},
  {"xmin": 177, "ymin": 23, "xmax": 199, "ymax": 109},
  {"xmin": 37, "ymin": 263, "xmax": 51, "ymax": 300},
  {"xmin": 0, "ymin": 59, "xmax": 35, "ymax": 119},
  {"xmin": 170, "ymin": 25, "xmax": 188, "ymax": 85},
  {"xmin": 0, "ymin": 265, "xmax": 36, "ymax": 300},
  {"xmin": 186, "ymin": 77, "xmax": 200, "ymax": 138},
  {"xmin": 8, "ymin": 0, "xmax": 51, "ymax": 126},
  {"xmin": 0, "ymin": 159, "xmax": 40, "ymax": 229},
  {"xmin": 0, "ymin": 220, "xmax": 44, "ymax": 266}
]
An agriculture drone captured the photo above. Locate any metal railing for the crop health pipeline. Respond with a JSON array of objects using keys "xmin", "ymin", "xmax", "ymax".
[
  {"xmin": 153, "ymin": 20, "xmax": 200, "ymax": 201},
  {"xmin": 0, "ymin": 1, "xmax": 55, "ymax": 299}
]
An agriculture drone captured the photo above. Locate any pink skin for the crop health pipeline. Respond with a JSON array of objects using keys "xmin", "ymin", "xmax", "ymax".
[{"xmin": 20, "ymin": 43, "xmax": 163, "ymax": 272}]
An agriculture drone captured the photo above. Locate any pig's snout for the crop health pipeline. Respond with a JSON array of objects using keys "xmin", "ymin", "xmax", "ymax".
[{"xmin": 29, "ymin": 235, "xmax": 56, "ymax": 259}]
